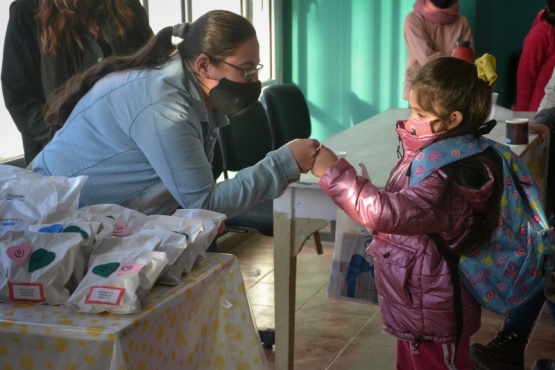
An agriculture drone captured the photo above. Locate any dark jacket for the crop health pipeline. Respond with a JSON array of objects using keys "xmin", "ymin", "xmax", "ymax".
[{"xmin": 1, "ymin": 0, "xmax": 153, "ymax": 164}]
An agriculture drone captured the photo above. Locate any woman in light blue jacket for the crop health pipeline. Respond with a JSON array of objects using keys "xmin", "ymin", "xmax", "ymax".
[{"xmin": 31, "ymin": 10, "xmax": 319, "ymax": 216}]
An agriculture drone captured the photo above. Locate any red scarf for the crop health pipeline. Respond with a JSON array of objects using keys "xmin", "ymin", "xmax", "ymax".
[{"xmin": 413, "ymin": 0, "xmax": 460, "ymax": 25}]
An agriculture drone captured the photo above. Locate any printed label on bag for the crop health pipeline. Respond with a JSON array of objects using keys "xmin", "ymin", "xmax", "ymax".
[
  {"xmin": 8, "ymin": 282, "xmax": 45, "ymax": 302},
  {"xmin": 85, "ymin": 286, "xmax": 125, "ymax": 306}
]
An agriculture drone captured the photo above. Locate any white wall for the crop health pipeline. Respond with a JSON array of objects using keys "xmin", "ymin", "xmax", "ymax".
[{"xmin": 0, "ymin": 2, "xmax": 23, "ymax": 160}]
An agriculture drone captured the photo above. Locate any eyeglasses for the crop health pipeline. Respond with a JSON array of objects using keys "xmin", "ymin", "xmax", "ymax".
[{"xmin": 206, "ymin": 55, "xmax": 263, "ymax": 79}]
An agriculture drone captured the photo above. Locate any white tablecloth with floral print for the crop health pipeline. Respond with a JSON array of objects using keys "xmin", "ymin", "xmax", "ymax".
[{"xmin": 0, "ymin": 253, "xmax": 267, "ymax": 370}]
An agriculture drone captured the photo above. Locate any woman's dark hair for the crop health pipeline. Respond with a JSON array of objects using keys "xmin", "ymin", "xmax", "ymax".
[
  {"xmin": 36, "ymin": 0, "xmax": 135, "ymax": 55},
  {"xmin": 411, "ymin": 57, "xmax": 503, "ymax": 255},
  {"xmin": 178, "ymin": 10, "xmax": 257, "ymax": 63},
  {"xmin": 45, "ymin": 10, "xmax": 257, "ymax": 126}
]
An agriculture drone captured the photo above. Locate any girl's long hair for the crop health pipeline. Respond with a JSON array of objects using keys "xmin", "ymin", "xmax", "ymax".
[
  {"xmin": 36, "ymin": 0, "xmax": 135, "ymax": 55},
  {"xmin": 45, "ymin": 10, "xmax": 257, "ymax": 126},
  {"xmin": 410, "ymin": 57, "xmax": 503, "ymax": 256}
]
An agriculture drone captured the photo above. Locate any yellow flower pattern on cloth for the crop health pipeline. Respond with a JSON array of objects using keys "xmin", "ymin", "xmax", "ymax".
[
  {"xmin": 0, "ymin": 254, "xmax": 267, "ymax": 370},
  {"xmin": 475, "ymin": 53, "xmax": 497, "ymax": 86}
]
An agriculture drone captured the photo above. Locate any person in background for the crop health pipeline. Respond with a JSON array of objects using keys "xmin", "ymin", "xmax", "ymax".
[
  {"xmin": 469, "ymin": 107, "xmax": 555, "ymax": 370},
  {"xmin": 403, "ymin": 0, "xmax": 473, "ymax": 102},
  {"xmin": 534, "ymin": 75, "xmax": 555, "ymax": 224},
  {"xmin": 531, "ymin": 270, "xmax": 555, "ymax": 370},
  {"xmin": 30, "ymin": 10, "xmax": 320, "ymax": 219},
  {"xmin": 1, "ymin": 0, "xmax": 153, "ymax": 165},
  {"xmin": 470, "ymin": 290, "xmax": 548, "ymax": 370},
  {"xmin": 311, "ymin": 55, "xmax": 501, "ymax": 369},
  {"xmin": 513, "ymin": 0, "xmax": 555, "ymax": 112},
  {"xmin": 537, "ymin": 66, "xmax": 555, "ymax": 112}
]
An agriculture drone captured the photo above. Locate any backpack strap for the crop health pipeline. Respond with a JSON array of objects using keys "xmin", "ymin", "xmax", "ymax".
[{"xmin": 428, "ymin": 233, "xmax": 463, "ymax": 361}]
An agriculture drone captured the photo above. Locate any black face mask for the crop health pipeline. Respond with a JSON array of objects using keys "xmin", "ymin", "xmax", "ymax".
[{"xmin": 209, "ymin": 78, "xmax": 262, "ymax": 117}]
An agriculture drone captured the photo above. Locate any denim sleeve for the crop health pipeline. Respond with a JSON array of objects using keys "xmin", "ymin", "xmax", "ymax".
[{"xmin": 130, "ymin": 99, "xmax": 300, "ymax": 218}]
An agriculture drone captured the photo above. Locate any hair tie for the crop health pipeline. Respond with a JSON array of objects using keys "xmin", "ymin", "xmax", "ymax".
[
  {"xmin": 475, "ymin": 53, "xmax": 497, "ymax": 86},
  {"xmin": 172, "ymin": 23, "xmax": 190, "ymax": 39}
]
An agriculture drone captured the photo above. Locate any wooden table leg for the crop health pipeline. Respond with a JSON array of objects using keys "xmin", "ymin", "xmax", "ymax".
[{"xmin": 273, "ymin": 212, "xmax": 329, "ymax": 370}]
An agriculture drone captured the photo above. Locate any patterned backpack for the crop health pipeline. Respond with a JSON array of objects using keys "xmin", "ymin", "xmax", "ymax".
[{"xmin": 410, "ymin": 134, "xmax": 555, "ymax": 316}]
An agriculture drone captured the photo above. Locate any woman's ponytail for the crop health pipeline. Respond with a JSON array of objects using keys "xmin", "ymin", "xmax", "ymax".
[{"xmin": 45, "ymin": 27, "xmax": 176, "ymax": 126}]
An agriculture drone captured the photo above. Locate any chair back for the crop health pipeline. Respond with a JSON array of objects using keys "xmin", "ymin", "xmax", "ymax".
[
  {"xmin": 260, "ymin": 84, "xmax": 312, "ymax": 148},
  {"xmin": 218, "ymin": 101, "xmax": 273, "ymax": 174}
]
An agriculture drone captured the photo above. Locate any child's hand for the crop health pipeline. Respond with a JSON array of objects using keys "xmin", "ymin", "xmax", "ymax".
[{"xmin": 311, "ymin": 145, "xmax": 338, "ymax": 178}]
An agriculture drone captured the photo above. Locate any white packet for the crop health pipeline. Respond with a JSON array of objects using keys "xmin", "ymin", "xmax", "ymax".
[
  {"xmin": 143, "ymin": 214, "xmax": 205, "ymax": 274},
  {"xmin": 0, "ymin": 164, "xmax": 87, "ymax": 233},
  {"xmin": 171, "ymin": 209, "xmax": 225, "ymax": 261},
  {"xmin": 79, "ymin": 204, "xmax": 148, "ymax": 236},
  {"xmin": 0, "ymin": 230, "xmax": 84, "ymax": 305},
  {"xmin": 131, "ymin": 230, "xmax": 188, "ymax": 285},
  {"xmin": 27, "ymin": 221, "xmax": 101, "ymax": 292},
  {"xmin": 67, "ymin": 236, "xmax": 168, "ymax": 314},
  {"xmin": 39, "ymin": 209, "xmax": 116, "ymax": 242},
  {"xmin": 91, "ymin": 235, "xmax": 181, "ymax": 284}
]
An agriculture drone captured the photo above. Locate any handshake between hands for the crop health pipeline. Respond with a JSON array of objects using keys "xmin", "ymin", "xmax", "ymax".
[{"xmin": 286, "ymin": 138, "xmax": 340, "ymax": 178}]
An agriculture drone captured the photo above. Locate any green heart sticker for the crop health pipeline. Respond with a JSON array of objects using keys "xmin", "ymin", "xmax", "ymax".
[
  {"xmin": 92, "ymin": 262, "xmax": 120, "ymax": 278},
  {"xmin": 28, "ymin": 249, "xmax": 56, "ymax": 273},
  {"xmin": 62, "ymin": 225, "xmax": 89, "ymax": 240}
]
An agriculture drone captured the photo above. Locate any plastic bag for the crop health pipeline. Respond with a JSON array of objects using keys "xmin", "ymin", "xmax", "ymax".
[
  {"xmin": 327, "ymin": 209, "xmax": 378, "ymax": 305},
  {"xmin": 0, "ymin": 164, "xmax": 87, "ymax": 233},
  {"xmin": 66, "ymin": 236, "xmax": 168, "ymax": 314},
  {"xmin": 172, "ymin": 209, "xmax": 226, "ymax": 263},
  {"xmin": 0, "ymin": 230, "xmax": 84, "ymax": 305}
]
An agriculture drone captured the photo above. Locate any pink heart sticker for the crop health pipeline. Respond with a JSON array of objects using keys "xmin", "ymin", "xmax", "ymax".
[
  {"xmin": 112, "ymin": 220, "xmax": 131, "ymax": 237},
  {"xmin": 117, "ymin": 263, "xmax": 145, "ymax": 275},
  {"xmin": 7, "ymin": 244, "xmax": 31, "ymax": 267}
]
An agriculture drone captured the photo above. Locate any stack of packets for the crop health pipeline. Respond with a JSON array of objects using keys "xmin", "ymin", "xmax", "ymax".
[{"xmin": 0, "ymin": 164, "xmax": 225, "ymax": 314}]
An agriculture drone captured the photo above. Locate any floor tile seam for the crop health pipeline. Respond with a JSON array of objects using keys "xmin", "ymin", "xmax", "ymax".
[
  {"xmin": 294, "ymin": 284, "xmax": 329, "ymax": 312},
  {"xmin": 323, "ymin": 311, "xmax": 379, "ymax": 369}
]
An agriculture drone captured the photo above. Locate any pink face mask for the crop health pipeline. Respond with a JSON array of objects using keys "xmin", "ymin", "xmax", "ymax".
[{"xmin": 405, "ymin": 116, "xmax": 434, "ymax": 136}]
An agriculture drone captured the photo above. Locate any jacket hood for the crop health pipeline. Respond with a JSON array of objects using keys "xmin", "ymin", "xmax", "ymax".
[{"xmin": 533, "ymin": 8, "xmax": 545, "ymax": 27}]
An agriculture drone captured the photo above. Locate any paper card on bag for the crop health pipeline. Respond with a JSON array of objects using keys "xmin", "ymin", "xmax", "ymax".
[
  {"xmin": 8, "ymin": 282, "xmax": 45, "ymax": 303},
  {"xmin": 85, "ymin": 286, "xmax": 125, "ymax": 306}
]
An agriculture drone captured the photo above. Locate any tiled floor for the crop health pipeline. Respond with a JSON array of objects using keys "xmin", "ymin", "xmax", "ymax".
[{"xmin": 227, "ymin": 233, "xmax": 555, "ymax": 370}]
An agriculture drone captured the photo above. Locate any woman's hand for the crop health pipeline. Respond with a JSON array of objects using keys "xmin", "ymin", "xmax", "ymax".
[
  {"xmin": 529, "ymin": 123, "xmax": 550, "ymax": 144},
  {"xmin": 286, "ymin": 138, "xmax": 320, "ymax": 173},
  {"xmin": 311, "ymin": 145, "xmax": 338, "ymax": 178}
]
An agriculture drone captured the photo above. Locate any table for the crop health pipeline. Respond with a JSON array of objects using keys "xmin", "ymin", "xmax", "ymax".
[
  {"xmin": 272, "ymin": 107, "xmax": 550, "ymax": 369},
  {"xmin": 0, "ymin": 253, "xmax": 267, "ymax": 370}
]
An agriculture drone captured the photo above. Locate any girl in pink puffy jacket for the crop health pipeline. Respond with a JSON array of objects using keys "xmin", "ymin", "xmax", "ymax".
[{"xmin": 312, "ymin": 55, "xmax": 503, "ymax": 370}]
